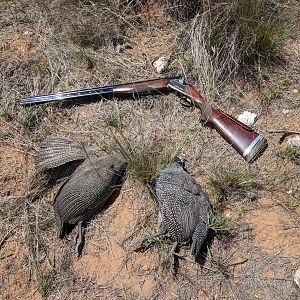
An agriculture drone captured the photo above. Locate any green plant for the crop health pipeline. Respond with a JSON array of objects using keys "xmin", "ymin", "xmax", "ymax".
[
  {"xmin": 74, "ymin": 48, "xmax": 94, "ymax": 69},
  {"xmin": 105, "ymin": 110, "xmax": 120, "ymax": 128},
  {"xmin": 208, "ymin": 253, "xmax": 230, "ymax": 276},
  {"xmin": 0, "ymin": 201, "xmax": 21, "ymax": 218},
  {"xmin": 112, "ymin": 132, "xmax": 180, "ymax": 193},
  {"xmin": 25, "ymin": 214, "xmax": 49, "ymax": 298},
  {"xmin": 208, "ymin": 169, "xmax": 256, "ymax": 205},
  {"xmin": 17, "ymin": 106, "xmax": 44, "ymax": 130},
  {"xmin": 205, "ymin": 211, "xmax": 236, "ymax": 235},
  {"xmin": 138, "ymin": 228, "xmax": 168, "ymax": 250},
  {"xmin": 40, "ymin": 217, "xmax": 55, "ymax": 231},
  {"xmin": 260, "ymin": 89, "xmax": 282, "ymax": 108},
  {"xmin": 190, "ymin": 0, "xmax": 295, "ymax": 95},
  {"xmin": 171, "ymin": 55, "xmax": 193, "ymax": 80},
  {"xmin": 284, "ymin": 145, "xmax": 300, "ymax": 162},
  {"xmin": 124, "ymin": 146, "xmax": 173, "ymax": 191}
]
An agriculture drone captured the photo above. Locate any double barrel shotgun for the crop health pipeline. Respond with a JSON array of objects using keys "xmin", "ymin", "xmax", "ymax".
[{"xmin": 20, "ymin": 76, "xmax": 268, "ymax": 163}]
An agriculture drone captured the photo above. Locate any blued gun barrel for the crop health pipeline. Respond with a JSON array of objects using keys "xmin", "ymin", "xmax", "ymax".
[{"xmin": 20, "ymin": 76, "xmax": 183, "ymax": 105}]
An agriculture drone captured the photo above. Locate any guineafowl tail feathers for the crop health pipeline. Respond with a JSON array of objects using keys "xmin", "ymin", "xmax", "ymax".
[
  {"xmin": 191, "ymin": 222, "xmax": 208, "ymax": 260},
  {"xmin": 36, "ymin": 138, "xmax": 87, "ymax": 171}
]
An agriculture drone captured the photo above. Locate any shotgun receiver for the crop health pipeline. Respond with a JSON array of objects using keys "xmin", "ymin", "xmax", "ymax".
[{"xmin": 20, "ymin": 76, "xmax": 267, "ymax": 163}]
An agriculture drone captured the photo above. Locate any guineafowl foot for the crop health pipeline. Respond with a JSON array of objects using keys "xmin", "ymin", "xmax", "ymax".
[
  {"xmin": 170, "ymin": 242, "xmax": 180, "ymax": 274},
  {"xmin": 74, "ymin": 221, "xmax": 85, "ymax": 259},
  {"xmin": 133, "ymin": 230, "xmax": 166, "ymax": 252}
]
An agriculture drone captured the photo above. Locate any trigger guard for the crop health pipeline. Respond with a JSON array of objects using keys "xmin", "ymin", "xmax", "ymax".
[{"xmin": 180, "ymin": 96, "xmax": 193, "ymax": 108}]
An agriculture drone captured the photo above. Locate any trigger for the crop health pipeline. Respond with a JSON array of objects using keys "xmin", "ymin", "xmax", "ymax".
[{"xmin": 180, "ymin": 96, "xmax": 193, "ymax": 108}]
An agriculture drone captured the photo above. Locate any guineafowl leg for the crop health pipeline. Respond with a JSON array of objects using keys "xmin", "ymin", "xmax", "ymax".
[
  {"xmin": 170, "ymin": 241, "xmax": 179, "ymax": 274},
  {"xmin": 133, "ymin": 228, "xmax": 167, "ymax": 251},
  {"xmin": 74, "ymin": 221, "xmax": 85, "ymax": 259},
  {"xmin": 133, "ymin": 213, "xmax": 167, "ymax": 251}
]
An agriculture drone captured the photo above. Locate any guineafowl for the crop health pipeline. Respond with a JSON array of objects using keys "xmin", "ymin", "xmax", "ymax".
[
  {"xmin": 137, "ymin": 156, "xmax": 212, "ymax": 272},
  {"xmin": 36, "ymin": 137, "xmax": 127, "ymax": 258}
]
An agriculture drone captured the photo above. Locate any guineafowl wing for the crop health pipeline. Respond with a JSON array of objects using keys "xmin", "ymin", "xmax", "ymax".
[
  {"xmin": 36, "ymin": 137, "xmax": 87, "ymax": 171},
  {"xmin": 53, "ymin": 156, "xmax": 127, "ymax": 238}
]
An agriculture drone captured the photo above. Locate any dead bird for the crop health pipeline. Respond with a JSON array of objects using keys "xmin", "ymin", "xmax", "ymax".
[
  {"xmin": 36, "ymin": 137, "xmax": 127, "ymax": 258},
  {"xmin": 136, "ymin": 156, "xmax": 212, "ymax": 272}
]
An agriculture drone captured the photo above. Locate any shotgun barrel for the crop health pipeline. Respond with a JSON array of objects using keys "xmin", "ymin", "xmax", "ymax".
[{"xmin": 20, "ymin": 76, "xmax": 183, "ymax": 105}]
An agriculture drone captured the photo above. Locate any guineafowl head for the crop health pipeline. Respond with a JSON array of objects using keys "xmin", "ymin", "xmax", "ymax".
[
  {"xmin": 110, "ymin": 155, "xmax": 128, "ymax": 176},
  {"xmin": 165, "ymin": 155, "xmax": 187, "ymax": 172},
  {"xmin": 173, "ymin": 155, "xmax": 186, "ymax": 165}
]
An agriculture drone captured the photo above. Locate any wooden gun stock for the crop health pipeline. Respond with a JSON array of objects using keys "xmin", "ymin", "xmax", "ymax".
[
  {"xmin": 208, "ymin": 108, "xmax": 267, "ymax": 163},
  {"xmin": 168, "ymin": 82, "xmax": 268, "ymax": 163}
]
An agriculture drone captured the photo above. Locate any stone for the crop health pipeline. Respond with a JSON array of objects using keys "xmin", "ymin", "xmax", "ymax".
[
  {"xmin": 287, "ymin": 135, "xmax": 300, "ymax": 147},
  {"xmin": 294, "ymin": 269, "xmax": 300, "ymax": 288},
  {"xmin": 237, "ymin": 111, "xmax": 257, "ymax": 126},
  {"xmin": 152, "ymin": 56, "xmax": 170, "ymax": 74}
]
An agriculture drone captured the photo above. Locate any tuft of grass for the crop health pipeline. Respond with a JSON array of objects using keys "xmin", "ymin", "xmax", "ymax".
[
  {"xmin": 25, "ymin": 212, "xmax": 49, "ymax": 298},
  {"xmin": 277, "ymin": 145, "xmax": 300, "ymax": 165},
  {"xmin": 208, "ymin": 169, "xmax": 257, "ymax": 205},
  {"xmin": 74, "ymin": 48, "xmax": 94, "ymax": 70},
  {"xmin": 39, "ymin": 217, "xmax": 55, "ymax": 231},
  {"xmin": 111, "ymin": 131, "xmax": 182, "ymax": 193},
  {"xmin": 17, "ymin": 106, "xmax": 45, "ymax": 131},
  {"xmin": 260, "ymin": 88, "xmax": 282, "ymax": 109},
  {"xmin": 190, "ymin": 0, "xmax": 296, "ymax": 97},
  {"xmin": 105, "ymin": 109, "xmax": 120, "ymax": 128},
  {"xmin": 162, "ymin": 0, "xmax": 203, "ymax": 21},
  {"xmin": 0, "ymin": 201, "xmax": 22, "ymax": 218},
  {"xmin": 68, "ymin": 6, "xmax": 126, "ymax": 50},
  {"xmin": 283, "ymin": 194, "xmax": 299, "ymax": 210},
  {"xmin": 208, "ymin": 254, "xmax": 230, "ymax": 277},
  {"xmin": 137, "ymin": 227, "xmax": 174, "ymax": 271},
  {"xmin": 121, "ymin": 144, "xmax": 175, "ymax": 192},
  {"xmin": 205, "ymin": 211, "xmax": 236, "ymax": 235},
  {"xmin": 283, "ymin": 145, "xmax": 300, "ymax": 163},
  {"xmin": 138, "ymin": 228, "xmax": 168, "ymax": 251}
]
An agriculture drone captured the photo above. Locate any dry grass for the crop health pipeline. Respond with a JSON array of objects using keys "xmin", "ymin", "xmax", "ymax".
[
  {"xmin": 189, "ymin": 0, "xmax": 297, "ymax": 101},
  {"xmin": 0, "ymin": 0, "xmax": 300, "ymax": 299}
]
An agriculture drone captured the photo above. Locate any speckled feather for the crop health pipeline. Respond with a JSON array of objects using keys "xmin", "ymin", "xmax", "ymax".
[
  {"xmin": 53, "ymin": 155, "xmax": 127, "ymax": 238},
  {"xmin": 36, "ymin": 137, "xmax": 87, "ymax": 171},
  {"xmin": 156, "ymin": 160, "xmax": 211, "ymax": 259}
]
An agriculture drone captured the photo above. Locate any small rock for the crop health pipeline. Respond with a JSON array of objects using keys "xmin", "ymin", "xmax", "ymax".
[
  {"xmin": 282, "ymin": 109, "xmax": 290, "ymax": 115},
  {"xmin": 292, "ymin": 89, "xmax": 299, "ymax": 94},
  {"xmin": 236, "ymin": 111, "xmax": 257, "ymax": 126},
  {"xmin": 287, "ymin": 189, "xmax": 293, "ymax": 194},
  {"xmin": 288, "ymin": 135, "xmax": 300, "ymax": 147},
  {"xmin": 152, "ymin": 56, "xmax": 170, "ymax": 74},
  {"xmin": 115, "ymin": 42, "xmax": 133, "ymax": 54},
  {"xmin": 294, "ymin": 269, "xmax": 300, "ymax": 288}
]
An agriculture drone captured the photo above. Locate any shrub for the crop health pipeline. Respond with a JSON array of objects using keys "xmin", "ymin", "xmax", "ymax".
[{"xmin": 190, "ymin": 0, "xmax": 295, "ymax": 95}]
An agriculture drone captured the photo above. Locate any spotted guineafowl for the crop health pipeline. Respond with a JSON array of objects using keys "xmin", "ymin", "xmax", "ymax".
[
  {"xmin": 36, "ymin": 138, "xmax": 127, "ymax": 258},
  {"xmin": 137, "ymin": 156, "xmax": 212, "ymax": 272}
]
